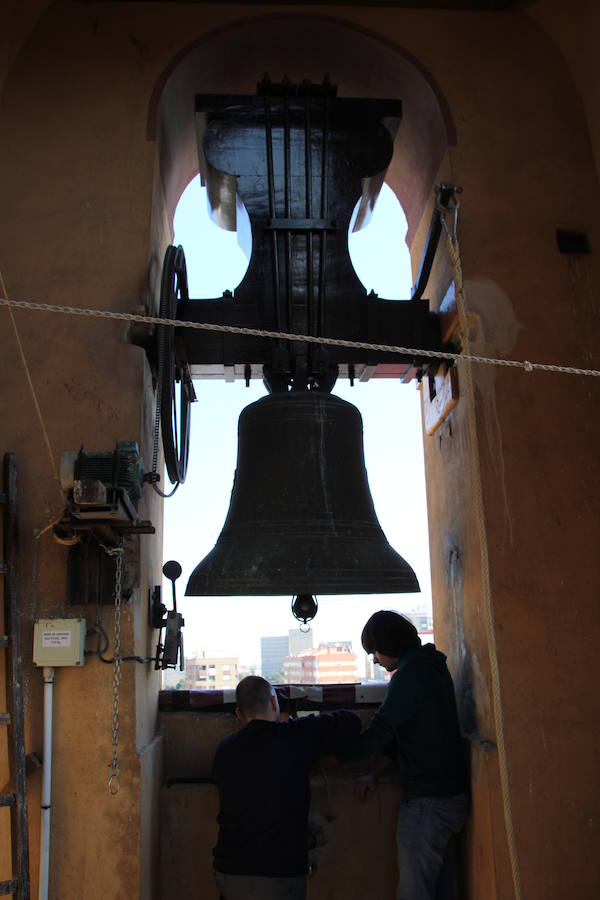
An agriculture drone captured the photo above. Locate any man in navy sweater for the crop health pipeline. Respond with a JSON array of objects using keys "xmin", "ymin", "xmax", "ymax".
[{"xmin": 211, "ymin": 675, "xmax": 361, "ymax": 900}]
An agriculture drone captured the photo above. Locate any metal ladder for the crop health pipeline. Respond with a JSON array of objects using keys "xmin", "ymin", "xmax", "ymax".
[{"xmin": 1, "ymin": 454, "xmax": 30, "ymax": 898}]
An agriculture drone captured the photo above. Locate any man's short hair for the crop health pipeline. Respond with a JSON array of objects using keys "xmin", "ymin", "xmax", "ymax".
[
  {"xmin": 361, "ymin": 610, "xmax": 421, "ymax": 657},
  {"xmin": 236, "ymin": 676, "xmax": 274, "ymax": 717}
]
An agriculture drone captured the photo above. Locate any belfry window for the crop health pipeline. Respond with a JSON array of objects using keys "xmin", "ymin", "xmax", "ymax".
[{"xmin": 161, "ymin": 169, "xmax": 432, "ymax": 691}]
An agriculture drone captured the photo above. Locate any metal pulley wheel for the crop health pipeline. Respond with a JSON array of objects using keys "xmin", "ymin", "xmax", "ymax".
[{"xmin": 157, "ymin": 244, "xmax": 195, "ymax": 485}]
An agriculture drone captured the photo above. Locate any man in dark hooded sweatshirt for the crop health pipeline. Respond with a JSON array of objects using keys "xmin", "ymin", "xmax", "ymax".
[{"xmin": 339, "ymin": 610, "xmax": 468, "ymax": 900}]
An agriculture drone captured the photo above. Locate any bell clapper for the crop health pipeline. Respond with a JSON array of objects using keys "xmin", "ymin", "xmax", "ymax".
[{"xmin": 292, "ymin": 594, "xmax": 318, "ymax": 630}]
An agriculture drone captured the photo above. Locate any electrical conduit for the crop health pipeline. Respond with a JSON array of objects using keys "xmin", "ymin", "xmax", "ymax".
[{"xmin": 39, "ymin": 667, "xmax": 54, "ymax": 900}]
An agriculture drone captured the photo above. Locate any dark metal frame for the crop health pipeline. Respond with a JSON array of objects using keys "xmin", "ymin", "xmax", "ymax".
[
  {"xmin": 150, "ymin": 81, "xmax": 462, "ymax": 484},
  {"xmin": 411, "ymin": 182, "xmax": 456, "ymax": 301}
]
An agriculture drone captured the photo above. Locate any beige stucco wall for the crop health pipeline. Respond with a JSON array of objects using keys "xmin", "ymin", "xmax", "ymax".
[{"xmin": 0, "ymin": 2, "xmax": 599, "ymax": 899}]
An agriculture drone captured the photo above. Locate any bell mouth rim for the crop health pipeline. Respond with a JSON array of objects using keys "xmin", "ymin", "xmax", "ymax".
[{"xmin": 186, "ymin": 581, "xmax": 420, "ymax": 596}]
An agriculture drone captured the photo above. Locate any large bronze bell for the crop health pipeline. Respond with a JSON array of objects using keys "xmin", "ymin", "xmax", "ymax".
[{"xmin": 185, "ymin": 390, "xmax": 420, "ymax": 597}]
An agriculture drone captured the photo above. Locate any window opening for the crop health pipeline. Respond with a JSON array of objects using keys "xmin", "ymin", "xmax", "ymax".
[
  {"xmin": 173, "ymin": 174, "xmax": 251, "ymax": 297},
  {"xmin": 348, "ymin": 184, "xmax": 410, "ymax": 300},
  {"xmin": 162, "ymin": 181, "xmax": 432, "ymax": 690}
]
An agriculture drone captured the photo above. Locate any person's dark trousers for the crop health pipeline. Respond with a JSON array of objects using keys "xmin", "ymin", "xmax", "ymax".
[
  {"xmin": 214, "ymin": 871, "xmax": 307, "ymax": 899},
  {"xmin": 395, "ymin": 793, "xmax": 468, "ymax": 900},
  {"xmin": 435, "ymin": 834, "xmax": 462, "ymax": 900}
]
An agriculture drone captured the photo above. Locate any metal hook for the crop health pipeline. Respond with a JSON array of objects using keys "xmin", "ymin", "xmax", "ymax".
[{"xmin": 435, "ymin": 183, "xmax": 463, "ymax": 243}]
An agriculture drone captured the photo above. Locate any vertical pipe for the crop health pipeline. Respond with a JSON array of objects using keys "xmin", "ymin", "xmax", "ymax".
[{"xmin": 39, "ymin": 667, "xmax": 54, "ymax": 900}]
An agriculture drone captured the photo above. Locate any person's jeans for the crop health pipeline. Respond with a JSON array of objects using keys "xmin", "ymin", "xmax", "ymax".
[
  {"xmin": 214, "ymin": 871, "xmax": 307, "ymax": 900},
  {"xmin": 396, "ymin": 793, "xmax": 468, "ymax": 900}
]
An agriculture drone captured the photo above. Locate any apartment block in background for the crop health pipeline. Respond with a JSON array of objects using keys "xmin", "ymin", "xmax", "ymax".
[
  {"xmin": 185, "ymin": 652, "xmax": 239, "ymax": 689},
  {"xmin": 284, "ymin": 641, "xmax": 358, "ymax": 684}
]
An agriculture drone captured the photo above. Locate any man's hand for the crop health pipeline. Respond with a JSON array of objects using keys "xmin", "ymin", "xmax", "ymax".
[{"xmin": 354, "ymin": 772, "xmax": 377, "ymax": 802}]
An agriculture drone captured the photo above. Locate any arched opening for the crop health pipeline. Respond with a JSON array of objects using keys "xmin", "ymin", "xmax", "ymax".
[
  {"xmin": 151, "ymin": 19, "xmax": 460, "ymax": 898},
  {"xmin": 175, "ymin": 175, "xmax": 414, "ymax": 304},
  {"xmin": 150, "ymin": 11, "xmax": 454, "ymax": 614},
  {"xmin": 166, "ymin": 168, "xmax": 432, "ymax": 683},
  {"xmin": 348, "ymin": 183, "xmax": 411, "ymax": 300},
  {"xmin": 148, "ymin": 14, "xmax": 454, "ymax": 262},
  {"xmin": 174, "ymin": 175, "xmax": 252, "ymax": 297}
]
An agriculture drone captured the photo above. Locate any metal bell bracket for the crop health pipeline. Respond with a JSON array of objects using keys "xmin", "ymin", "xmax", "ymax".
[{"xmin": 152, "ymin": 561, "xmax": 185, "ymax": 671}]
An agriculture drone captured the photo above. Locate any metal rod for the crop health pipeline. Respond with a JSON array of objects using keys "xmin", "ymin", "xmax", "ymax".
[
  {"xmin": 283, "ymin": 90, "xmax": 293, "ymax": 338},
  {"xmin": 411, "ymin": 183, "xmax": 454, "ymax": 302},
  {"xmin": 263, "ymin": 88, "xmax": 282, "ymax": 331},
  {"xmin": 271, "ymin": 237, "xmax": 282, "ymax": 331},
  {"xmin": 305, "ymin": 92, "xmax": 314, "ymax": 337},
  {"xmin": 318, "ymin": 89, "xmax": 331, "ymax": 336},
  {"xmin": 284, "ymin": 90, "xmax": 291, "ymax": 219},
  {"xmin": 304, "ymin": 93, "xmax": 312, "ymax": 219},
  {"xmin": 264, "ymin": 218, "xmax": 334, "ymax": 232}
]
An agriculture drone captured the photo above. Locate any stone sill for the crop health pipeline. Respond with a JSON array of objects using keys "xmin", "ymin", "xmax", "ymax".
[{"xmin": 159, "ymin": 681, "xmax": 388, "ymax": 713}]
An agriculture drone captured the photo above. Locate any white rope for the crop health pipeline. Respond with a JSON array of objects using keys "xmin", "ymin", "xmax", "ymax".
[
  {"xmin": 0, "ymin": 278, "xmax": 64, "ymax": 503},
  {"xmin": 1, "ymin": 295, "xmax": 599, "ymax": 379}
]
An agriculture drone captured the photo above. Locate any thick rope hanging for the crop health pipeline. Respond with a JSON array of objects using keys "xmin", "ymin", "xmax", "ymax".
[
  {"xmin": 441, "ymin": 204, "xmax": 522, "ymax": 900},
  {"xmin": 0, "ymin": 276, "xmax": 64, "ymax": 502},
  {"xmin": 1, "ymin": 295, "xmax": 599, "ymax": 379}
]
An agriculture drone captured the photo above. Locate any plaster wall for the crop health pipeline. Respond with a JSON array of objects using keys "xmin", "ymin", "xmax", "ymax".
[
  {"xmin": 161, "ymin": 780, "xmax": 403, "ymax": 899},
  {"xmin": 0, "ymin": 3, "xmax": 166, "ymax": 896},
  {"xmin": 0, "ymin": 3, "xmax": 598, "ymax": 899},
  {"xmin": 158, "ymin": 708, "xmax": 403, "ymax": 899},
  {"xmin": 527, "ymin": 0, "xmax": 600, "ymax": 182}
]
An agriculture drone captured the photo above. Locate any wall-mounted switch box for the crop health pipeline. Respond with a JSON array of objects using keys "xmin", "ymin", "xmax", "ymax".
[{"xmin": 33, "ymin": 618, "xmax": 86, "ymax": 667}]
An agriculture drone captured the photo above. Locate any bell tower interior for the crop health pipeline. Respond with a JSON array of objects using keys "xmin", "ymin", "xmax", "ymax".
[{"xmin": 1, "ymin": 3, "xmax": 599, "ymax": 899}]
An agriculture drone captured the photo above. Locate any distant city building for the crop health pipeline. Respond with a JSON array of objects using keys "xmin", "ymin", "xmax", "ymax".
[
  {"xmin": 418, "ymin": 629, "xmax": 434, "ymax": 646},
  {"xmin": 185, "ymin": 651, "xmax": 239, "ymax": 690},
  {"xmin": 408, "ymin": 610, "xmax": 435, "ymax": 647},
  {"xmin": 288, "ymin": 627, "xmax": 313, "ymax": 656},
  {"xmin": 237, "ymin": 663, "xmax": 257, "ymax": 681},
  {"xmin": 161, "ymin": 666, "xmax": 184, "ymax": 689},
  {"xmin": 364, "ymin": 654, "xmax": 392, "ymax": 682},
  {"xmin": 284, "ymin": 641, "xmax": 358, "ymax": 684},
  {"xmin": 261, "ymin": 635, "xmax": 289, "ymax": 679},
  {"xmin": 405, "ymin": 611, "xmax": 434, "ymax": 633}
]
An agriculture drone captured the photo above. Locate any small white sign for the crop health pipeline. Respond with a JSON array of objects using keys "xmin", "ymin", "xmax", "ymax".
[{"xmin": 42, "ymin": 630, "xmax": 72, "ymax": 648}]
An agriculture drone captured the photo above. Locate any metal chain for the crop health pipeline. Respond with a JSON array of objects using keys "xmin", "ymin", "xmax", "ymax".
[
  {"xmin": 106, "ymin": 540, "xmax": 124, "ymax": 796},
  {"xmin": 1, "ymin": 295, "xmax": 599, "ymax": 379}
]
